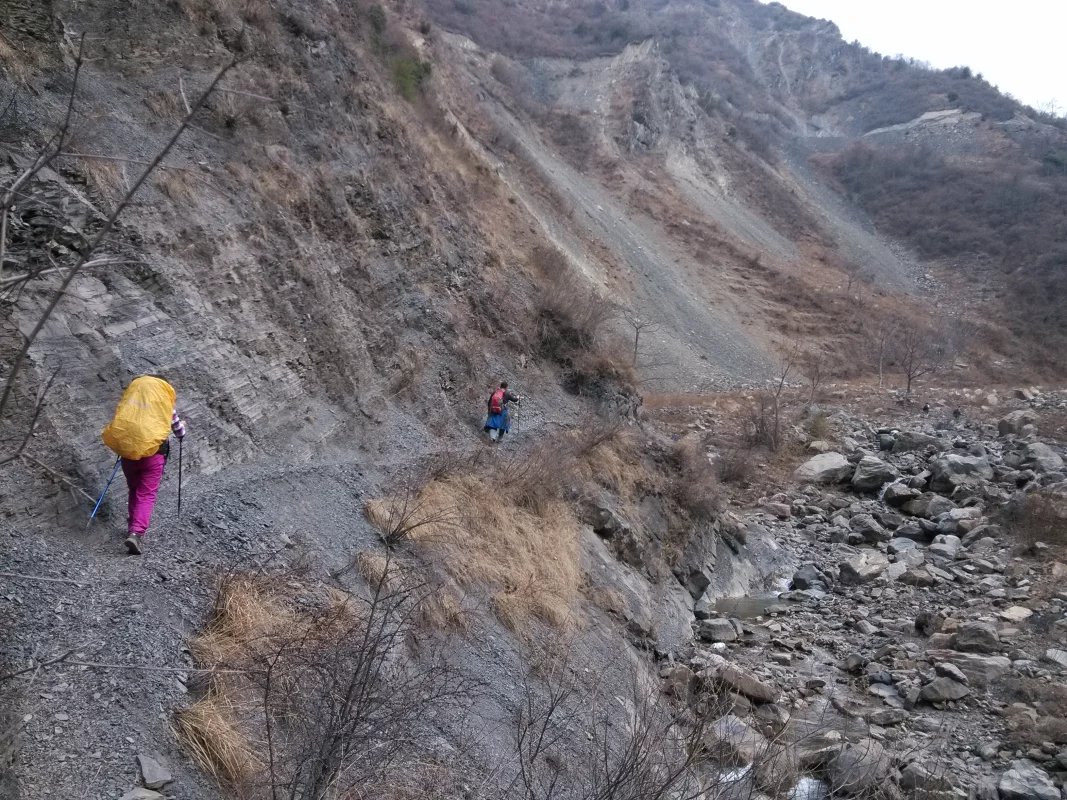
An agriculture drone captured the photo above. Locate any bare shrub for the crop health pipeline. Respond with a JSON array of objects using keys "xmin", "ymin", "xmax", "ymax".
[
  {"xmin": 507, "ymin": 657, "xmax": 722, "ymax": 800},
  {"xmin": 715, "ymin": 447, "xmax": 755, "ymax": 485},
  {"xmin": 532, "ymin": 246, "xmax": 615, "ymax": 359},
  {"xmin": 178, "ymin": 569, "xmax": 471, "ymax": 798},
  {"xmin": 806, "ymin": 412, "xmax": 831, "ymax": 441},
  {"xmin": 669, "ymin": 435, "xmax": 721, "ymax": 522}
]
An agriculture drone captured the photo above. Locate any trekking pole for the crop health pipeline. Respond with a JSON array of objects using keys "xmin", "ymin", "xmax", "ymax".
[
  {"xmin": 177, "ymin": 438, "xmax": 183, "ymax": 520},
  {"xmin": 88, "ymin": 457, "xmax": 121, "ymax": 527}
]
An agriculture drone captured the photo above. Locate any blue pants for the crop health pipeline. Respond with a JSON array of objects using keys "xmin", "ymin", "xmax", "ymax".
[{"xmin": 484, "ymin": 410, "xmax": 510, "ymax": 433}]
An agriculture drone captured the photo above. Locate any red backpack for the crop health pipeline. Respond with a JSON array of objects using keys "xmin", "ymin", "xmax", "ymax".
[{"xmin": 489, "ymin": 388, "xmax": 506, "ymax": 414}]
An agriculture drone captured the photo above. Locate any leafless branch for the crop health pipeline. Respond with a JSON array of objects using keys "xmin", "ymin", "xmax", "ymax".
[
  {"xmin": 18, "ymin": 454, "xmax": 94, "ymax": 502},
  {"xmin": 0, "ymin": 571, "xmax": 89, "ymax": 588},
  {"xmin": 0, "ymin": 370, "xmax": 57, "ymax": 465}
]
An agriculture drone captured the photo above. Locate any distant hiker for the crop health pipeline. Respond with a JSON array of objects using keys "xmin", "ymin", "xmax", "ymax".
[
  {"xmin": 483, "ymin": 381, "xmax": 520, "ymax": 442},
  {"xmin": 101, "ymin": 375, "xmax": 187, "ymax": 555}
]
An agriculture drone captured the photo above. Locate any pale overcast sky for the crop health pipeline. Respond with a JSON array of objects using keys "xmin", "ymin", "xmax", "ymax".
[{"xmin": 768, "ymin": 1, "xmax": 1067, "ymax": 113}]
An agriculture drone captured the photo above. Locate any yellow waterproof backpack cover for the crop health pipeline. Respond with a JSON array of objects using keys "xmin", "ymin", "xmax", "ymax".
[{"xmin": 101, "ymin": 376, "xmax": 176, "ymax": 460}]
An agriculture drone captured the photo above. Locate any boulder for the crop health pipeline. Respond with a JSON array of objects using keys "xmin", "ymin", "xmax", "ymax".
[
  {"xmin": 796, "ymin": 731, "xmax": 845, "ymax": 770},
  {"xmin": 1042, "ymin": 649, "xmax": 1067, "ymax": 670},
  {"xmin": 998, "ymin": 759, "xmax": 1060, "ymax": 800},
  {"xmin": 893, "ymin": 431, "xmax": 945, "ymax": 453},
  {"xmin": 899, "ymin": 566, "xmax": 936, "ymax": 587},
  {"xmin": 888, "ymin": 537, "xmax": 919, "ymax": 555},
  {"xmin": 754, "ymin": 745, "xmax": 800, "ymax": 796},
  {"xmin": 929, "ymin": 455, "xmax": 994, "ymax": 494},
  {"xmin": 699, "ymin": 654, "xmax": 779, "ymax": 703},
  {"xmin": 827, "ymin": 739, "xmax": 890, "ymax": 795},
  {"xmin": 999, "ymin": 411, "xmax": 1038, "ymax": 437},
  {"xmin": 920, "ymin": 676, "xmax": 971, "ymax": 703},
  {"xmin": 925, "ymin": 651, "xmax": 1011, "ymax": 687},
  {"xmin": 904, "ymin": 493, "xmax": 958, "ymax": 519},
  {"xmin": 838, "ymin": 552, "xmax": 889, "ymax": 586},
  {"xmin": 953, "ymin": 621, "xmax": 1001, "ymax": 654},
  {"xmin": 999, "ymin": 606, "xmax": 1034, "ymax": 623},
  {"xmin": 1022, "ymin": 443, "xmax": 1064, "ymax": 473},
  {"xmin": 704, "ymin": 714, "xmax": 768, "ymax": 765},
  {"xmin": 900, "ymin": 761, "xmax": 957, "ymax": 797},
  {"xmin": 884, "ymin": 482, "xmax": 921, "ymax": 507},
  {"xmin": 795, "ymin": 453, "xmax": 853, "ymax": 484},
  {"xmin": 136, "ymin": 755, "xmax": 173, "ymax": 790},
  {"xmin": 851, "ymin": 456, "xmax": 899, "ymax": 491},
  {"xmin": 927, "ymin": 534, "xmax": 962, "ymax": 562},
  {"xmin": 791, "ymin": 563, "xmax": 833, "ymax": 591},
  {"xmin": 850, "ymin": 514, "xmax": 890, "ymax": 544},
  {"xmin": 699, "ymin": 618, "xmax": 739, "ymax": 643}
]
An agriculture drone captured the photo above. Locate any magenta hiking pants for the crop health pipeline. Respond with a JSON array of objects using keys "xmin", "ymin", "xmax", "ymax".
[{"xmin": 121, "ymin": 454, "xmax": 165, "ymax": 536}]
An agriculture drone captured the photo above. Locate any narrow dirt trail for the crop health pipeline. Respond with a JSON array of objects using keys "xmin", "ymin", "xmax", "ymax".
[{"xmin": 2, "ymin": 396, "xmax": 561, "ymax": 798}]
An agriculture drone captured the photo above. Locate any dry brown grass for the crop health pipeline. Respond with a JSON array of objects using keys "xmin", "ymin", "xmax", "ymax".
[
  {"xmin": 155, "ymin": 169, "xmax": 198, "ymax": 205},
  {"xmin": 174, "ymin": 688, "xmax": 260, "ymax": 786},
  {"xmin": 80, "ymin": 159, "xmax": 126, "ymax": 211},
  {"xmin": 366, "ymin": 442, "xmax": 588, "ymax": 633},
  {"xmin": 177, "ymin": 576, "xmax": 293, "ymax": 786},
  {"xmin": 144, "ymin": 89, "xmax": 181, "ymax": 120},
  {"xmin": 189, "ymin": 575, "xmax": 294, "ymax": 667}
]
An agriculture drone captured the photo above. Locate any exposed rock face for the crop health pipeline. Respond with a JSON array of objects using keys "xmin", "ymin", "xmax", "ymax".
[
  {"xmin": 997, "ymin": 760, "xmax": 1060, "ymax": 800},
  {"xmin": 795, "ymin": 453, "xmax": 853, "ymax": 484}
]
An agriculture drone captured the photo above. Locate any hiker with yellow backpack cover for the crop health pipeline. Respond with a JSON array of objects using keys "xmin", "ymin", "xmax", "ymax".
[{"xmin": 100, "ymin": 375, "xmax": 187, "ymax": 555}]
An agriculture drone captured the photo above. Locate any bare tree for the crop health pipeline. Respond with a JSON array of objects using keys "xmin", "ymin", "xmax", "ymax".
[
  {"xmin": 895, "ymin": 326, "xmax": 948, "ymax": 397},
  {"xmin": 746, "ymin": 343, "xmax": 799, "ymax": 452},
  {"xmin": 622, "ymin": 311, "xmax": 659, "ymax": 368},
  {"xmin": 799, "ymin": 349, "xmax": 829, "ymax": 406},
  {"xmin": 866, "ymin": 320, "xmax": 898, "ymax": 389}
]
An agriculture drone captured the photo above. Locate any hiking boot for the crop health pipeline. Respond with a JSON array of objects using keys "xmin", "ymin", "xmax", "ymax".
[{"xmin": 124, "ymin": 535, "xmax": 143, "ymax": 555}]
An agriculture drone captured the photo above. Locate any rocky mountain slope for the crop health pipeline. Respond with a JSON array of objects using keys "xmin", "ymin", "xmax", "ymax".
[{"xmin": 2, "ymin": 0, "xmax": 1067, "ymax": 799}]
